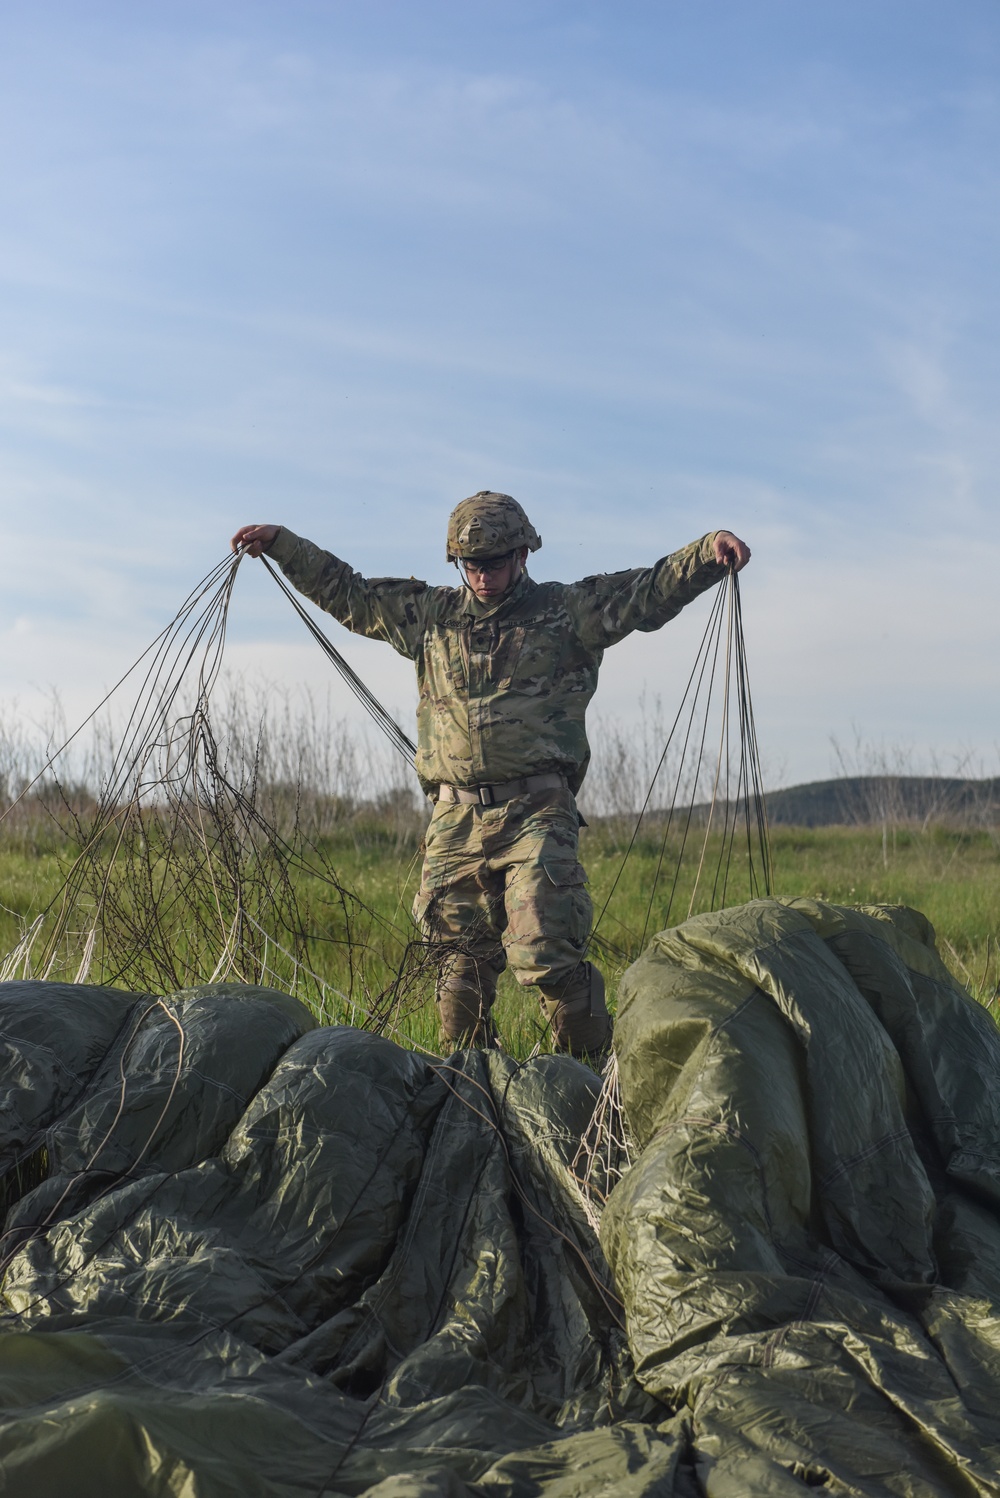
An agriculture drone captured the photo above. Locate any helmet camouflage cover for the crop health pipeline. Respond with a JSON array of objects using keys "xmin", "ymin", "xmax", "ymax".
[{"xmin": 446, "ymin": 491, "xmax": 542, "ymax": 562}]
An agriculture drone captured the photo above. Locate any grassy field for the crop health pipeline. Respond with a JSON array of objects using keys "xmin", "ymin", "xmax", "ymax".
[{"xmin": 1, "ymin": 816, "xmax": 997, "ymax": 1057}]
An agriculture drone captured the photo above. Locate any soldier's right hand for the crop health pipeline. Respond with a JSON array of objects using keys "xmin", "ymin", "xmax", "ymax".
[{"xmin": 231, "ymin": 523, "xmax": 280, "ymax": 557}]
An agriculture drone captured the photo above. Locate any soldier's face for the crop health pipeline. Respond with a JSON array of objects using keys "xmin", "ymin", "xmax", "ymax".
[{"xmin": 463, "ymin": 549, "xmax": 525, "ymax": 601}]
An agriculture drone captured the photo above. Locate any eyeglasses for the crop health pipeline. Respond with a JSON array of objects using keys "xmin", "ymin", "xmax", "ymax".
[{"xmin": 462, "ymin": 551, "xmax": 515, "ymax": 577}]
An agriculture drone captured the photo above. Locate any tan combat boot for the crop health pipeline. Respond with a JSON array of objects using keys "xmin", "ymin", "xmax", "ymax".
[
  {"xmin": 538, "ymin": 961, "xmax": 612, "ymax": 1068},
  {"xmin": 436, "ymin": 951, "xmax": 501, "ymax": 1050}
]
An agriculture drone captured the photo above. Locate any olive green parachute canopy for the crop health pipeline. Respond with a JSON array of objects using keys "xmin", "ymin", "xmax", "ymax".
[
  {"xmin": 2, "ymin": 899, "xmax": 1000, "ymax": 1494},
  {"xmin": 446, "ymin": 491, "xmax": 542, "ymax": 562}
]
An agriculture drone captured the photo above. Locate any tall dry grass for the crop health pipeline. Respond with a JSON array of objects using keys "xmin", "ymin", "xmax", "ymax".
[{"xmin": 0, "ymin": 686, "xmax": 996, "ymax": 1050}]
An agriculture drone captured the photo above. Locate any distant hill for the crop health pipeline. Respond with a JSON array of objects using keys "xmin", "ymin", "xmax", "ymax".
[{"xmin": 762, "ymin": 776, "xmax": 1000, "ymax": 829}]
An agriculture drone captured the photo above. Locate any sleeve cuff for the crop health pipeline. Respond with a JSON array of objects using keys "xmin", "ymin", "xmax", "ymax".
[{"xmin": 266, "ymin": 526, "xmax": 300, "ymax": 566}]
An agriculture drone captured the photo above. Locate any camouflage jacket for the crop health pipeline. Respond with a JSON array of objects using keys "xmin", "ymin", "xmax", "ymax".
[{"xmin": 268, "ymin": 528, "xmax": 725, "ymax": 795}]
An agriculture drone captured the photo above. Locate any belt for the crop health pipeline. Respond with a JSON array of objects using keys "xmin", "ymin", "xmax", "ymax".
[{"xmin": 437, "ymin": 772, "xmax": 567, "ymax": 807}]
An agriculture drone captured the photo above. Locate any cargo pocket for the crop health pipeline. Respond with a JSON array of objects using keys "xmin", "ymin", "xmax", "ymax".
[
  {"xmin": 539, "ymin": 860, "xmax": 593, "ymax": 948},
  {"xmin": 541, "ymin": 860, "xmax": 589, "ymax": 888},
  {"xmin": 411, "ymin": 887, "xmax": 436, "ymax": 935}
]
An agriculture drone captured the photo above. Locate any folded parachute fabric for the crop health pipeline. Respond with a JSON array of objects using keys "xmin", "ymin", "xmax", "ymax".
[
  {"xmin": 604, "ymin": 898, "xmax": 1000, "ymax": 1496},
  {"xmin": 0, "ymin": 899, "xmax": 998, "ymax": 1496}
]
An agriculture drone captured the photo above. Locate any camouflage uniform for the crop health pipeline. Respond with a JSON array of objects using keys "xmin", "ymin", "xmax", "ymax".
[{"xmin": 267, "ymin": 507, "xmax": 724, "ymax": 1057}]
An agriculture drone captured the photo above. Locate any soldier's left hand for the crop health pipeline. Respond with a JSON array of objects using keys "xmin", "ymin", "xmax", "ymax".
[{"xmin": 713, "ymin": 531, "xmax": 751, "ymax": 571}]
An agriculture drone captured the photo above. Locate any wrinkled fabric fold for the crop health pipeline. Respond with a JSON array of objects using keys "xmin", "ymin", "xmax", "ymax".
[
  {"xmin": 603, "ymin": 897, "xmax": 1000, "ymax": 1495},
  {"xmin": 1, "ymin": 899, "xmax": 1000, "ymax": 1494}
]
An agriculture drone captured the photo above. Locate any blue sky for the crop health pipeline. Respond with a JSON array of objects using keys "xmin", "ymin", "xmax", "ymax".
[{"xmin": 1, "ymin": 0, "xmax": 998, "ymax": 785}]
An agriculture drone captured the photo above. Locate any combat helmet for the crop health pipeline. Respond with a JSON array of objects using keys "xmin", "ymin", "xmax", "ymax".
[{"xmin": 446, "ymin": 491, "xmax": 542, "ymax": 563}]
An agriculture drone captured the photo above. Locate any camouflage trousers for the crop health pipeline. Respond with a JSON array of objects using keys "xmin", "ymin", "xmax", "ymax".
[{"xmin": 412, "ymin": 785, "xmax": 611, "ymax": 1060}]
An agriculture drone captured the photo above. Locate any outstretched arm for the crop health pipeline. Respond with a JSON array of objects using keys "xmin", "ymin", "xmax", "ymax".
[
  {"xmin": 229, "ymin": 523, "xmax": 428, "ymax": 660},
  {"xmin": 231, "ymin": 523, "xmax": 280, "ymax": 557},
  {"xmin": 569, "ymin": 530, "xmax": 751, "ymax": 651},
  {"xmin": 713, "ymin": 530, "xmax": 751, "ymax": 571}
]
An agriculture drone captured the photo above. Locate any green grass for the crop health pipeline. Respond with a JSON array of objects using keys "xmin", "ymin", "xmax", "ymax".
[
  {"xmin": 1, "ymin": 820, "xmax": 997, "ymax": 1056},
  {"xmin": 585, "ymin": 822, "xmax": 995, "ymax": 995},
  {"xmin": 767, "ymin": 824, "xmax": 1000, "ymax": 988}
]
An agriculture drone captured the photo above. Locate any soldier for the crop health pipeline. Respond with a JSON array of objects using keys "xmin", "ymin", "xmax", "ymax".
[{"xmin": 232, "ymin": 494, "xmax": 750, "ymax": 1064}]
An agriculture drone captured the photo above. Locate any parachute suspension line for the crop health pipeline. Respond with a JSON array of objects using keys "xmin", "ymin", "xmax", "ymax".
[
  {"xmin": 0, "ymin": 552, "xmax": 243, "ymax": 979},
  {"xmin": 259, "ymin": 555, "xmax": 417, "ymax": 768},
  {"xmin": 0, "ymin": 552, "xmax": 240, "ymax": 832},
  {"xmin": 734, "ymin": 571, "xmax": 773, "ymax": 895},
  {"xmin": 0, "ymin": 552, "xmax": 439, "ymax": 1018},
  {"xmin": 686, "ymin": 568, "xmax": 737, "ymax": 920},
  {"xmin": 589, "ymin": 566, "xmax": 771, "ymax": 958},
  {"xmin": 568, "ymin": 1051, "xmax": 632, "ymax": 1232},
  {"xmin": 21, "ymin": 553, "xmax": 247, "ymax": 982},
  {"xmin": 575, "ymin": 568, "xmax": 770, "ymax": 1230},
  {"xmin": 638, "ymin": 576, "xmax": 728, "ymax": 952},
  {"xmin": 694, "ymin": 566, "xmax": 772, "ymax": 915},
  {"xmin": 587, "ymin": 580, "xmax": 730, "ymax": 951},
  {"xmin": 636, "ymin": 566, "xmax": 771, "ymax": 947}
]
